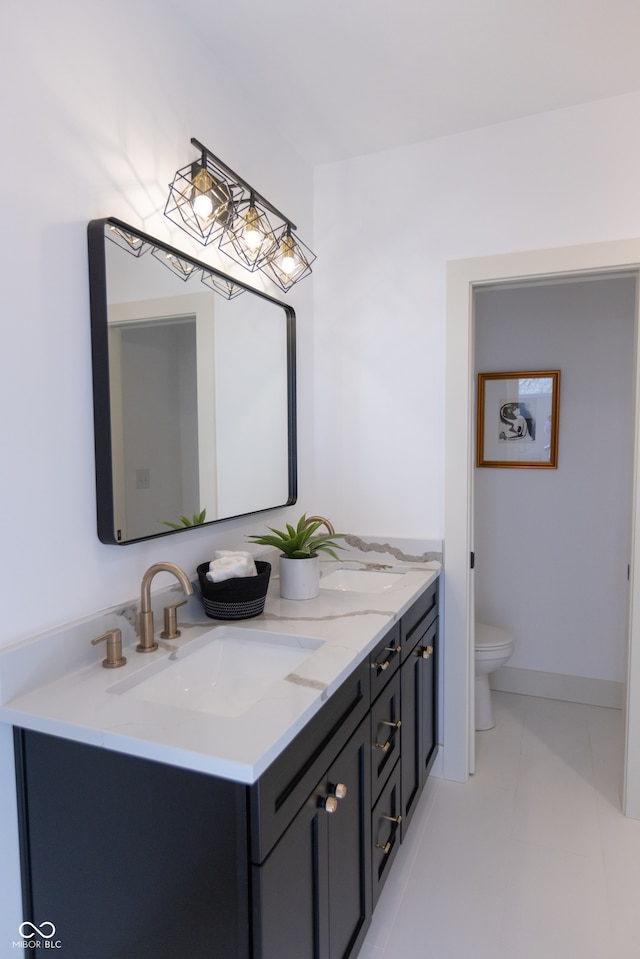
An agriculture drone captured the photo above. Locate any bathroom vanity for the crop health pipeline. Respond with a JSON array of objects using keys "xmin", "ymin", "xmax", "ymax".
[{"xmin": 4, "ymin": 553, "xmax": 440, "ymax": 959}]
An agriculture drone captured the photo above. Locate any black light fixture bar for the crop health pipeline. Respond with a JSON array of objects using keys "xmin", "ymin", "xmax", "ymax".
[{"xmin": 190, "ymin": 137, "xmax": 298, "ymax": 232}]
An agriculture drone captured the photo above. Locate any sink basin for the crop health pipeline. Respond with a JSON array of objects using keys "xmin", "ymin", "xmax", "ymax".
[
  {"xmin": 108, "ymin": 627, "xmax": 323, "ymax": 718},
  {"xmin": 319, "ymin": 567, "xmax": 407, "ymax": 593}
]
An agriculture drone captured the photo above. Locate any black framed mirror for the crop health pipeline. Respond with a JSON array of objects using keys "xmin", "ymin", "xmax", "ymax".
[{"xmin": 88, "ymin": 217, "xmax": 297, "ymax": 545}]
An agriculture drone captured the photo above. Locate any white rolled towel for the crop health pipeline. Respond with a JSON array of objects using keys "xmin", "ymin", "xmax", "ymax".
[
  {"xmin": 206, "ymin": 551, "xmax": 257, "ymax": 582},
  {"xmin": 214, "ymin": 550, "xmax": 258, "ymax": 572}
]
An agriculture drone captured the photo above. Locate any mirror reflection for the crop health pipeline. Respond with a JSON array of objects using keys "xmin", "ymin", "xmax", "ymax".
[{"xmin": 88, "ymin": 218, "xmax": 297, "ymax": 545}]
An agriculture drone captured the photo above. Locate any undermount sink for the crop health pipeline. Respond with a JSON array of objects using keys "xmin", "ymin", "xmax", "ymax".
[
  {"xmin": 319, "ymin": 567, "xmax": 407, "ymax": 593},
  {"xmin": 108, "ymin": 626, "xmax": 323, "ymax": 719}
]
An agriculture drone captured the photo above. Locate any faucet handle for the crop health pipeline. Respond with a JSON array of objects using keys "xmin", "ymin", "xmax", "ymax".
[
  {"xmin": 160, "ymin": 599, "xmax": 188, "ymax": 640},
  {"xmin": 92, "ymin": 628, "xmax": 127, "ymax": 669}
]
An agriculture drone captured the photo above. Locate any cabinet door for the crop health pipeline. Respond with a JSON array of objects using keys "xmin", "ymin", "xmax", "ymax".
[
  {"xmin": 252, "ymin": 717, "xmax": 371, "ymax": 959},
  {"xmin": 400, "ymin": 615, "xmax": 438, "ymax": 839},
  {"xmin": 421, "ymin": 616, "xmax": 438, "ymax": 779},
  {"xmin": 324, "ymin": 717, "xmax": 372, "ymax": 959},
  {"xmin": 400, "ymin": 638, "xmax": 422, "ymax": 836},
  {"xmin": 252, "ymin": 789, "xmax": 325, "ymax": 959}
]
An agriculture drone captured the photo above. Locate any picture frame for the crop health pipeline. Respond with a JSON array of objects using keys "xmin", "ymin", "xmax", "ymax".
[{"xmin": 477, "ymin": 370, "xmax": 560, "ymax": 469}]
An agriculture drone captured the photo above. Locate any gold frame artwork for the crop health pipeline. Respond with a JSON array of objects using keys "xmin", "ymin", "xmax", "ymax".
[{"xmin": 477, "ymin": 370, "xmax": 561, "ymax": 469}]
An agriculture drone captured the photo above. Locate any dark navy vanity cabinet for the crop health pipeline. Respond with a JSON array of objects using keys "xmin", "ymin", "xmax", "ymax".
[{"xmin": 14, "ymin": 578, "xmax": 439, "ymax": 959}]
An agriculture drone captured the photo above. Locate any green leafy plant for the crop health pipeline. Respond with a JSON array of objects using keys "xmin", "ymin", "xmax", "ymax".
[
  {"xmin": 162, "ymin": 508, "xmax": 207, "ymax": 530},
  {"xmin": 248, "ymin": 513, "xmax": 344, "ymax": 559}
]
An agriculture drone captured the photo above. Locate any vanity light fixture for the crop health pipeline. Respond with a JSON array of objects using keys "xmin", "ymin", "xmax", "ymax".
[{"xmin": 164, "ymin": 138, "xmax": 316, "ymax": 291}]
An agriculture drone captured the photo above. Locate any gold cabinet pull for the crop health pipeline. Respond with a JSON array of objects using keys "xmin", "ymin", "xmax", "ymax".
[
  {"xmin": 372, "ymin": 645, "xmax": 402, "ymax": 671},
  {"xmin": 374, "ymin": 718, "xmax": 401, "ymax": 751},
  {"xmin": 329, "ymin": 782, "xmax": 348, "ymax": 800},
  {"xmin": 421, "ymin": 644, "xmax": 434, "ymax": 660},
  {"xmin": 323, "ymin": 796, "xmax": 339, "ymax": 814},
  {"xmin": 376, "ymin": 813, "xmax": 402, "ymax": 855},
  {"xmin": 376, "ymin": 840, "xmax": 392, "ymax": 855}
]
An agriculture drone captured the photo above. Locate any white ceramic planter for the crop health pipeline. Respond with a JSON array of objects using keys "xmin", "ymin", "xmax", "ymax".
[{"xmin": 279, "ymin": 554, "xmax": 320, "ymax": 600}]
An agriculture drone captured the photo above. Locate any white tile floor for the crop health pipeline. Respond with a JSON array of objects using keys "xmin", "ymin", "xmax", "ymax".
[{"xmin": 360, "ymin": 691, "xmax": 640, "ymax": 959}]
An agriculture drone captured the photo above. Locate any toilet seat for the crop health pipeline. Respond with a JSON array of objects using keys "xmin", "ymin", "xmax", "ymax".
[{"xmin": 475, "ymin": 623, "xmax": 513, "ymax": 651}]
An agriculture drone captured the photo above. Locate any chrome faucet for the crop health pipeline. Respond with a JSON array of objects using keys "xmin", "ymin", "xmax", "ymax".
[
  {"xmin": 304, "ymin": 515, "xmax": 336, "ymax": 536},
  {"xmin": 138, "ymin": 562, "xmax": 193, "ymax": 652}
]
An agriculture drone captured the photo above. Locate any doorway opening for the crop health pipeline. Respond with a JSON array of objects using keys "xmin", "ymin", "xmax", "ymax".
[
  {"xmin": 473, "ymin": 274, "xmax": 636, "ymax": 747},
  {"xmin": 444, "ymin": 238, "xmax": 640, "ymax": 818}
]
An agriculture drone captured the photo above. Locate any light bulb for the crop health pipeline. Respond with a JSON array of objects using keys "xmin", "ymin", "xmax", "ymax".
[
  {"xmin": 192, "ymin": 192, "xmax": 214, "ymax": 219},
  {"xmin": 243, "ymin": 207, "xmax": 262, "ymax": 252},
  {"xmin": 280, "ymin": 235, "xmax": 298, "ymax": 275},
  {"xmin": 190, "ymin": 166, "xmax": 219, "ymax": 222}
]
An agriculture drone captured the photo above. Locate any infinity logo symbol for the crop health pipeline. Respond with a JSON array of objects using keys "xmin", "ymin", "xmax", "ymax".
[{"xmin": 19, "ymin": 921, "xmax": 56, "ymax": 939}]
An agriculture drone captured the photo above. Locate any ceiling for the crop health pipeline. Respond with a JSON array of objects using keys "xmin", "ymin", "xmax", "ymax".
[{"xmin": 181, "ymin": 0, "xmax": 640, "ymax": 167}]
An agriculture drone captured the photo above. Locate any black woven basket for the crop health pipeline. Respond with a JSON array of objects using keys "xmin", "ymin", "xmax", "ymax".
[{"xmin": 197, "ymin": 560, "xmax": 271, "ymax": 620}]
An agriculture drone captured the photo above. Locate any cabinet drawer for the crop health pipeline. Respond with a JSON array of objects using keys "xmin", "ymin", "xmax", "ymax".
[
  {"xmin": 369, "ymin": 623, "xmax": 401, "ymax": 702},
  {"xmin": 371, "ymin": 759, "xmax": 402, "ymax": 908},
  {"xmin": 370, "ymin": 670, "xmax": 401, "ymax": 802},
  {"xmin": 401, "ymin": 579, "xmax": 438, "ymax": 661},
  {"xmin": 249, "ymin": 659, "xmax": 370, "ymax": 863}
]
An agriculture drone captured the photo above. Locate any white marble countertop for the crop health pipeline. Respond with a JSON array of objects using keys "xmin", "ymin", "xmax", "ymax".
[{"xmin": 0, "ymin": 541, "xmax": 440, "ymax": 785}]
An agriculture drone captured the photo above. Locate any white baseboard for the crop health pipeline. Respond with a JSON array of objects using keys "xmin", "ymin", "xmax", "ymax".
[
  {"xmin": 430, "ymin": 745, "xmax": 444, "ymax": 779},
  {"xmin": 490, "ymin": 665, "xmax": 624, "ymax": 709}
]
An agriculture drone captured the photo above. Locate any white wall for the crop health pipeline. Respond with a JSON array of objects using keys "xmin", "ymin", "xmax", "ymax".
[
  {"xmin": 0, "ymin": 0, "xmax": 314, "ymax": 646},
  {"xmin": 474, "ymin": 276, "xmax": 636, "ymax": 684},
  {"xmin": 0, "ymin": 0, "xmax": 314, "ymax": 945},
  {"xmin": 313, "ymin": 91, "xmax": 640, "ymax": 537}
]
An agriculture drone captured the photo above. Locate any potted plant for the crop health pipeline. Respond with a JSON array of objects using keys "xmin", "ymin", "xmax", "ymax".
[{"xmin": 248, "ymin": 513, "xmax": 344, "ymax": 599}]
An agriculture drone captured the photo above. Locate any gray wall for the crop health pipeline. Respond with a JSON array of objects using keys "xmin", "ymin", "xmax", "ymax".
[{"xmin": 474, "ymin": 275, "xmax": 636, "ymax": 684}]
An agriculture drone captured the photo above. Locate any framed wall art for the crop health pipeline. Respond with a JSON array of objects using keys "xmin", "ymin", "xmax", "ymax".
[{"xmin": 477, "ymin": 370, "xmax": 560, "ymax": 468}]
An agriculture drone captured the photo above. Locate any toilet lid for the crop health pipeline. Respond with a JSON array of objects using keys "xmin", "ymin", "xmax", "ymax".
[{"xmin": 475, "ymin": 623, "xmax": 514, "ymax": 650}]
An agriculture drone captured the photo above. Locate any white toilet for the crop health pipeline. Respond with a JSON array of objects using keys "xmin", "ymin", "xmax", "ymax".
[{"xmin": 474, "ymin": 623, "xmax": 514, "ymax": 730}]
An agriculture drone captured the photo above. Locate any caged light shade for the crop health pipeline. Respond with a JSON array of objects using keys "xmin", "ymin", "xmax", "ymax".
[
  {"xmin": 218, "ymin": 193, "xmax": 277, "ymax": 271},
  {"xmin": 260, "ymin": 225, "xmax": 316, "ymax": 292},
  {"xmin": 164, "ymin": 152, "xmax": 240, "ymax": 246}
]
